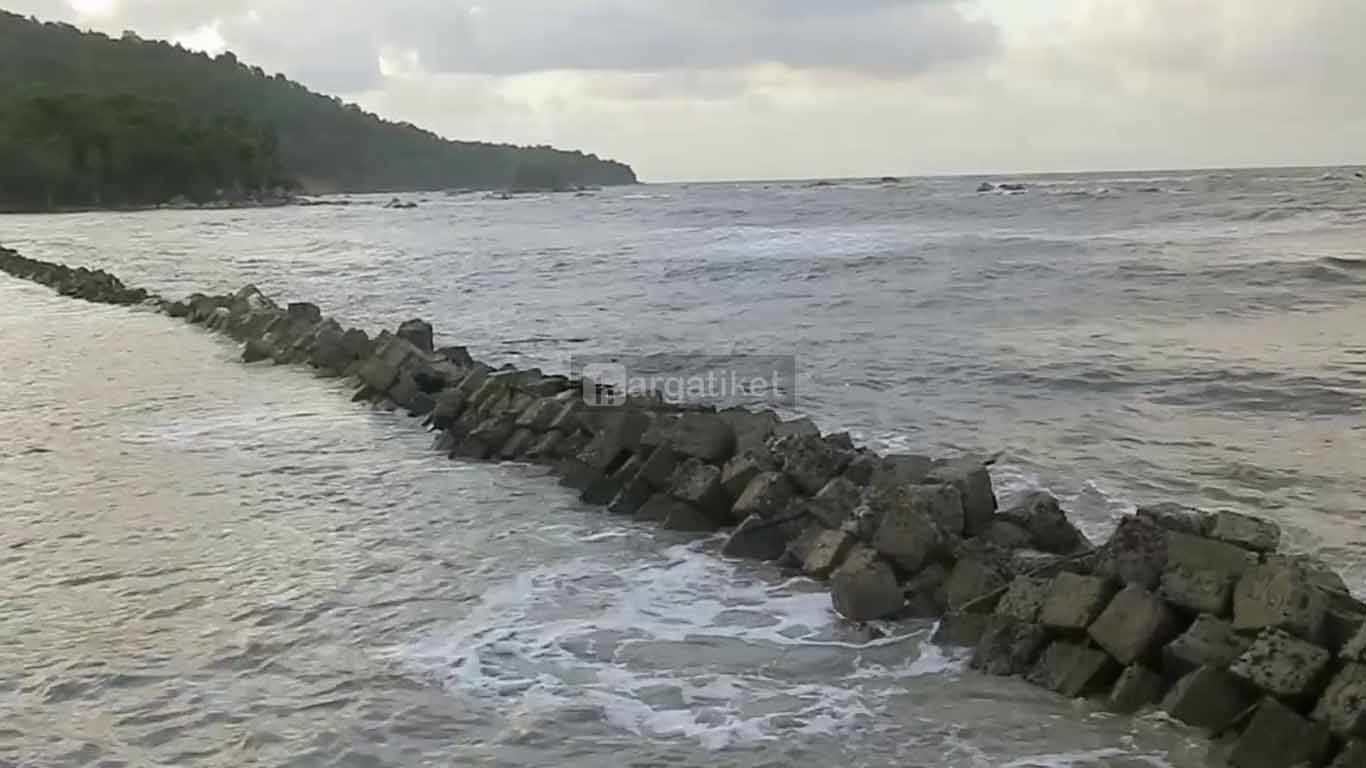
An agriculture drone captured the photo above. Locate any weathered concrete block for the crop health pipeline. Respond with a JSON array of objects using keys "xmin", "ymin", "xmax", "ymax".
[
  {"xmin": 637, "ymin": 444, "xmax": 681, "ymax": 489},
  {"xmin": 242, "ymin": 337, "xmax": 274, "ymax": 363},
  {"xmin": 608, "ymin": 472, "xmax": 655, "ymax": 517},
  {"xmin": 1088, "ymin": 585, "xmax": 1180, "ymax": 665},
  {"xmin": 1228, "ymin": 627, "xmax": 1331, "ymax": 699},
  {"xmin": 1160, "ymin": 566, "xmax": 1235, "ymax": 616},
  {"xmin": 903, "ymin": 562, "xmax": 949, "ymax": 618},
  {"xmin": 1228, "ymin": 697, "xmax": 1333, "ymax": 768},
  {"xmin": 931, "ymin": 611, "xmax": 994, "ymax": 648},
  {"xmin": 722, "ymin": 514, "xmax": 788, "ymax": 561},
  {"xmin": 1108, "ymin": 665, "xmax": 1164, "ymax": 714},
  {"xmin": 945, "ymin": 557, "xmax": 1009, "ymax": 613},
  {"xmin": 998, "ymin": 491, "xmax": 1090, "ymax": 556},
  {"xmin": 1166, "ymin": 530, "xmax": 1258, "ymax": 579},
  {"xmin": 996, "ymin": 576, "xmax": 1052, "ymax": 623},
  {"xmin": 1137, "ymin": 502, "xmax": 1209, "ymax": 535},
  {"xmin": 971, "ymin": 616, "xmax": 1050, "ymax": 676},
  {"xmin": 1164, "ymin": 615, "xmax": 1251, "ymax": 677},
  {"xmin": 1330, "ymin": 740, "xmax": 1366, "ymax": 767},
  {"xmin": 830, "ymin": 548, "xmax": 903, "ymax": 621},
  {"xmin": 668, "ymin": 413, "xmax": 735, "ymax": 464},
  {"xmin": 867, "ymin": 453, "xmax": 933, "ymax": 491},
  {"xmin": 718, "ymin": 408, "xmax": 778, "ymax": 457},
  {"xmin": 1028, "ymin": 641, "xmax": 1121, "ymax": 697},
  {"xmin": 804, "ymin": 476, "xmax": 863, "ymax": 529},
  {"xmin": 499, "ymin": 428, "xmax": 537, "ymax": 460},
  {"xmin": 1093, "ymin": 515, "xmax": 1167, "ymax": 589},
  {"xmin": 1314, "ymin": 663, "xmax": 1366, "ymax": 737},
  {"xmin": 801, "ymin": 529, "xmax": 855, "ymax": 579},
  {"xmin": 1208, "ymin": 510, "xmax": 1280, "ymax": 553},
  {"xmin": 1039, "ymin": 573, "xmax": 1117, "ymax": 631},
  {"xmin": 524, "ymin": 430, "xmax": 566, "ymax": 463},
  {"xmin": 842, "ymin": 452, "xmax": 880, "ymax": 486},
  {"xmin": 636, "ymin": 493, "xmax": 680, "ymax": 523},
  {"xmin": 669, "ymin": 458, "xmax": 730, "ymax": 523},
  {"xmin": 396, "ymin": 318, "xmax": 434, "ymax": 353},
  {"xmin": 1234, "ymin": 562, "xmax": 1329, "ymax": 642},
  {"xmin": 515, "ymin": 396, "xmax": 563, "ymax": 432},
  {"xmin": 720, "ymin": 452, "xmax": 767, "ymax": 499},
  {"xmin": 1162, "ymin": 666, "xmax": 1256, "ymax": 731},
  {"xmin": 925, "ymin": 456, "xmax": 997, "ymax": 536},
  {"xmin": 582, "ymin": 454, "xmax": 642, "ymax": 505},
  {"xmin": 775, "ymin": 433, "xmax": 847, "ymax": 495},
  {"xmin": 982, "ymin": 520, "xmax": 1034, "ymax": 550},
  {"xmin": 731, "ymin": 471, "xmax": 795, "ymax": 522},
  {"xmin": 870, "ymin": 487, "xmax": 949, "ymax": 574}
]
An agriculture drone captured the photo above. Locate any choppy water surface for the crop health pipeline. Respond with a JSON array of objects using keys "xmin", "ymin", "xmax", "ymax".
[{"xmin": 2, "ymin": 168, "xmax": 1364, "ymax": 767}]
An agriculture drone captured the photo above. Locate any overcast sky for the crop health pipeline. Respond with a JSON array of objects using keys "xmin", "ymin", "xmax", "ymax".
[{"xmin": 16, "ymin": 0, "xmax": 1366, "ymax": 181}]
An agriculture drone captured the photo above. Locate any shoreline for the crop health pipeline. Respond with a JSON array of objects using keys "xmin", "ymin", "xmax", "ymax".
[{"xmin": 3, "ymin": 246, "xmax": 1365, "ymax": 767}]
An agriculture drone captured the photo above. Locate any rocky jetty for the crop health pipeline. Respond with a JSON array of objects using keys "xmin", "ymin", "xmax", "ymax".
[{"xmin": 4, "ymin": 244, "xmax": 1366, "ymax": 768}]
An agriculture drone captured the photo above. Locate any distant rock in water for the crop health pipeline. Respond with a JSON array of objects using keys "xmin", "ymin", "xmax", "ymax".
[
  {"xmin": 998, "ymin": 183, "xmax": 1027, "ymax": 192},
  {"xmin": 976, "ymin": 182, "xmax": 995, "ymax": 193},
  {"xmin": 880, "ymin": 176, "xmax": 900, "ymax": 184},
  {"xmin": 384, "ymin": 198, "xmax": 418, "ymax": 209},
  {"xmin": 808, "ymin": 180, "xmax": 835, "ymax": 188}
]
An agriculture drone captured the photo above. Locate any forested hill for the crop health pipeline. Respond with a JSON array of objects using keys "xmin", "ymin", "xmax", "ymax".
[{"xmin": 0, "ymin": 10, "xmax": 637, "ymax": 208}]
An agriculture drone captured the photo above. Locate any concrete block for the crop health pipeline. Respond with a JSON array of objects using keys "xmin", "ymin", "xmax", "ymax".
[
  {"xmin": 1040, "ymin": 573, "xmax": 1118, "ymax": 631},
  {"xmin": 1028, "ymin": 641, "xmax": 1121, "ymax": 697},
  {"xmin": 804, "ymin": 476, "xmax": 863, "ymax": 529},
  {"xmin": 1108, "ymin": 665, "xmax": 1165, "ymax": 713},
  {"xmin": 1166, "ymin": 531, "xmax": 1258, "ymax": 579},
  {"xmin": 1093, "ymin": 515, "xmax": 1168, "ymax": 589},
  {"xmin": 731, "ymin": 471, "xmax": 795, "ymax": 522},
  {"xmin": 1160, "ymin": 565, "xmax": 1235, "ymax": 616},
  {"xmin": 669, "ymin": 458, "xmax": 730, "ymax": 523},
  {"xmin": 925, "ymin": 456, "xmax": 998, "ymax": 536},
  {"xmin": 971, "ymin": 617, "xmax": 1050, "ymax": 676},
  {"xmin": 1313, "ymin": 663, "xmax": 1366, "ymax": 738},
  {"xmin": 1228, "ymin": 627, "xmax": 1331, "ymax": 699},
  {"xmin": 722, "ymin": 514, "xmax": 788, "ymax": 561},
  {"xmin": 801, "ymin": 529, "xmax": 855, "ymax": 579},
  {"xmin": 1162, "ymin": 666, "xmax": 1256, "ymax": 731},
  {"xmin": 931, "ymin": 611, "xmax": 994, "ymax": 648},
  {"xmin": 830, "ymin": 548, "xmax": 904, "ymax": 621},
  {"xmin": 998, "ymin": 491, "xmax": 1091, "ymax": 555},
  {"xmin": 1164, "ymin": 615, "xmax": 1252, "ymax": 677},
  {"xmin": 1137, "ymin": 502, "xmax": 1209, "ymax": 535},
  {"xmin": 1228, "ymin": 697, "xmax": 1333, "ymax": 768},
  {"xmin": 996, "ymin": 576, "xmax": 1052, "ymax": 623},
  {"xmin": 945, "ymin": 557, "xmax": 1009, "ymax": 613},
  {"xmin": 1208, "ymin": 511, "xmax": 1280, "ymax": 553},
  {"xmin": 1087, "ymin": 585, "xmax": 1181, "ymax": 665},
  {"xmin": 1330, "ymin": 740, "xmax": 1366, "ymax": 767},
  {"xmin": 1234, "ymin": 562, "xmax": 1329, "ymax": 642}
]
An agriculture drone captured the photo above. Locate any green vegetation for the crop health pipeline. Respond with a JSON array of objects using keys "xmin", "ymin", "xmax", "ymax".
[{"xmin": 0, "ymin": 11, "xmax": 636, "ymax": 210}]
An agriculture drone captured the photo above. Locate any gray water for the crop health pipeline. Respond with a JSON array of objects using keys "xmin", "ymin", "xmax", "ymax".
[{"xmin": 2, "ymin": 168, "xmax": 1364, "ymax": 767}]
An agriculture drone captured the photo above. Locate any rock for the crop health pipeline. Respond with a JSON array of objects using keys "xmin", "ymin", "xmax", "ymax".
[
  {"xmin": 996, "ymin": 576, "xmax": 1052, "ymax": 623},
  {"xmin": 976, "ymin": 181, "xmax": 995, "ymax": 192},
  {"xmin": 1093, "ymin": 515, "xmax": 1168, "ymax": 589},
  {"xmin": 1208, "ymin": 511, "xmax": 1280, "ymax": 553},
  {"xmin": 667, "ymin": 413, "xmax": 735, "ymax": 464},
  {"xmin": 1165, "ymin": 531, "xmax": 1258, "ymax": 578},
  {"xmin": 1338, "ymin": 622, "xmax": 1366, "ymax": 662},
  {"xmin": 1087, "ymin": 586, "xmax": 1180, "ymax": 665},
  {"xmin": 1228, "ymin": 697, "xmax": 1334, "ymax": 768},
  {"xmin": 582, "ymin": 454, "xmax": 641, "ymax": 505},
  {"xmin": 1330, "ymin": 740, "xmax": 1366, "ymax": 767},
  {"xmin": 435, "ymin": 345, "xmax": 474, "ymax": 368},
  {"xmin": 515, "ymin": 397, "xmax": 564, "ymax": 431},
  {"xmin": 1039, "ymin": 573, "xmax": 1117, "ymax": 631},
  {"xmin": 983, "ymin": 520, "xmax": 1034, "ymax": 550},
  {"xmin": 1234, "ymin": 562, "xmax": 1329, "ymax": 642},
  {"xmin": 804, "ymin": 476, "xmax": 863, "ymax": 529},
  {"xmin": 772, "ymin": 417, "xmax": 820, "ymax": 439},
  {"xmin": 1228, "ymin": 627, "xmax": 1331, "ymax": 700},
  {"xmin": 730, "ymin": 471, "xmax": 795, "ymax": 523},
  {"xmin": 659, "ymin": 500, "xmax": 720, "ymax": 533},
  {"xmin": 902, "ymin": 563, "xmax": 950, "ymax": 617},
  {"xmin": 242, "ymin": 337, "xmax": 274, "ymax": 363},
  {"xmin": 1137, "ymin": 502, "xmax": 1210, "ymax": 535},
  {"xmin": 1009, "ymin": 549, "xmax": 1074, "ymax": 578},
  {"xmin": 577, "ymin": 410, "xmax": 651, "ymax": 472},
  {"xmin": 719, "ymin": 409, "xmax": 779, "ymax": 457},
  {"xmin": 801, "ymin": 529, "xmax": 855, "ymax": 579},
  {"xmin": 1160, "ymin": 566, "xmax": 1235, "ymax": 616},
  {"xmin": 971, "ymin": 617, "xmax": 1050, "ymax": 676},
  {"xmin": 1108, "ymin": 665, "xmax": 1165, "ymax": 714},
  {"xmin": 669, "ymin": 458, "xmax": 730, "ymax": 523},
  {"xmin": 720, "ymin": 452, "xmax": 768, "ymax": 499},
  {"xmin": 1326, "ymin": 607, "xmax": 1366, "ymax": 656},
  {"xmin": 1164, "ymin": 615, "xmax": 1252, "ymax": 677},
  {"xmin": 637, "ymin": 444, "xmax": 681, "ymax": 489},
  {"xmin": 945, "ymin": 557, "xmax": 1009, "ymax": 613},
  {"xmin": 524, "ymin": 430, "xmax": 566, "ymax": 463},
  {"xmin": 931, "ymin": 611, "xmax": 994, "ymax": 648},
  {"xmin": 999, "ymin": 491, "xmax": 1090, "ymax": 555},
  {"xmin": 608, "ymin": 472, "xmax": 655, "ymax": 516},
  {"xmin": 1028, "ymin": 642, "xmax": 1121, "ymax": 697},
  {"xmin": 926, "ymin": 456, "xmax": 997, "ymax": 536},
  {"xmin": 1162, "ymin": 666, "xmax": 1256, "ymax": 731},
  {"xmin": 870, "ymin": 488, "xmax": 946, "ymax": 574},
  {"xmin": 499, "ymin": 428, "xmax": 537, "ymax": 460},
  {"xmin": 356, "ymin": 332, "xmax": 426, "ymax": 393},
  {"xmin": 842, "ymin": 452, "xmax": 880, "ymax": 485},
  {"xmin": 830, "ymin": 548, "xmax": 904, "ymax": 621},
  {"xmin": 867, "ymin": 454, "xmax": 934, "ymax": 490},
  {"xmin": 722, "ymin": 515, "xmax": 788, "ymax": 561},
  {"xmin": 774, "ymin": 434, "xmax": 847, "ymax": 495},
  {"xmin": 1316, "ymin": 663, "xmax": 1366, "ymax": 737}
]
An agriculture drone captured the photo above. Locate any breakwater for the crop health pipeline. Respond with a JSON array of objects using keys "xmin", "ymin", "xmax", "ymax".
[{"xmin": 3, "ymin": 245, "xmax": 1365, "ymax": 768}]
